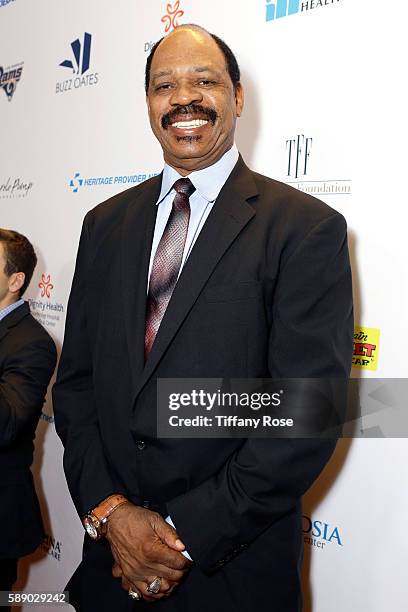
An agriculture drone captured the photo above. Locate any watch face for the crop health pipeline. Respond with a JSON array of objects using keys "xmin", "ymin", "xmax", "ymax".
[{"xmin": 83, "ymin": 516, "xmax": 98, "ymax": 540}]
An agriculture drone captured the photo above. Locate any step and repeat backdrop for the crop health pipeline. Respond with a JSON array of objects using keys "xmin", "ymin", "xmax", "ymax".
[{"xmin": 1, "ymin": 1, "xmax": 407, "ymax": 610}]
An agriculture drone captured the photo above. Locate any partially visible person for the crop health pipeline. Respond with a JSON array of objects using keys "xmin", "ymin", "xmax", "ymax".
[{"xmin": 0, "ymin": 229, "xmax": 57, "ymax": 609}]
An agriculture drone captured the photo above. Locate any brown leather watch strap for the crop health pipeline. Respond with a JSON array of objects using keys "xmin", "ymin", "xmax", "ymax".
[{"xmin": 92, "ymin": 494, "xmax": 128, "ymax": 524}]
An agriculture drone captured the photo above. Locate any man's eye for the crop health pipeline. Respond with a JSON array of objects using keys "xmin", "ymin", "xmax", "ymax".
[
  {"xmin": 198, "ymin": 80, "xmax": 215, "ymax": 86},
  {"xmin": 156, "ymin": 83, "xmax": 172, "ymax": 91}
]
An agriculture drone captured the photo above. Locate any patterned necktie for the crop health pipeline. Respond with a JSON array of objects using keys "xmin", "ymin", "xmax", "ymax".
[{"xmin": 144, "ymin": 177, "xmax": 195, "ymax": 359}]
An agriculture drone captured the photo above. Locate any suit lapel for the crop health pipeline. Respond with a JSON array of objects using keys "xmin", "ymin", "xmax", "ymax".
[
  {"xmin": 133, "ymin": 156, "xmax": 259, "ymax": 403},
  {"xmin": 121, "ymin": 176, "xmax": 162, "ymax": 390}
]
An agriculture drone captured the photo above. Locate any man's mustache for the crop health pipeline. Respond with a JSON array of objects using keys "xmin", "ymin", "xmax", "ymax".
[{"xmin": 161, "ymin": 105, "xmax": 217, "ymax": 129}]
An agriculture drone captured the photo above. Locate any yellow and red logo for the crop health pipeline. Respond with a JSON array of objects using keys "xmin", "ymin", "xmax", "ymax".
[{"xmin": 352, "ymin": 327, "xmax": 380, "ymax": 371}]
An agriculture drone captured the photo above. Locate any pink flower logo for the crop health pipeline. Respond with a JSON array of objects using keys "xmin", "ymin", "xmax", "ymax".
[
  {"xmin": 161, "ymin": 1, "xmax": 184, "ymax": 32},
  {"xmin": 39, "ymin": 273, "xmax": 54, "ymax": 298}
]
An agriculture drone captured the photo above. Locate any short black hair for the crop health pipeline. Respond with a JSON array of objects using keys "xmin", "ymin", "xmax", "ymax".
[
  {"xmin": 145, "ymin": 25, "xmax": 240, "ymax": 94},
  {"xmin": 0, "ymin": 228, "xmax": 37, "ymax": 297}
]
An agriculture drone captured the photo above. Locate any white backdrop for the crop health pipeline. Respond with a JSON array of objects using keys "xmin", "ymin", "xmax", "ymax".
[{"xmin": 1, "ymin": 1, "xmax": 407, "ymax": 610}]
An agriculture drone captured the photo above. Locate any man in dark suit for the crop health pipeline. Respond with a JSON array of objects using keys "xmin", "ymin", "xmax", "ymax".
[
  {"xmin": 53, "ymin": 25, "xmax": 353, "ymax": 611},
  {"xmin": 0, "ymin": 229, "xmax": 57, "ymax": 605}
]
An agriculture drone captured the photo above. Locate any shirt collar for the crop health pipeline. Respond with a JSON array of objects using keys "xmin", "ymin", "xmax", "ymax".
[
  {"xmin": 156, "ymin": 144, "xmax": 239, "ymax": 205},
  {"xmin": 0, "ymin": 298, "xmax": 25, "ymax": 322}
]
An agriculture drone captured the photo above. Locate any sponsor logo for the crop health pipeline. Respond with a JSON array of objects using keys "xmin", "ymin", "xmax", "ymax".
[
  {"xmin": 41, "ymin": 534, "xmax": 63, "ymax": 562},
  {"xmin": 266, "ymin": 0, "xmax": 341, "ymax": 22},
  {"xmin": 69, "ymin": 170, "xmax": 158, "ymax": 193},
  {"xmin": 0, "ymin": 61, "xmax": 23, "ymax": 101},
  {"xmin": 56, "ymin": 32, "xmax": 99, "ymax": 94},
  {"xmin": 352, "ymin": 327, "xmax": 380, "ymax": 371},
  {"xmin": 60, "ymin": 31, "xmax": 91, "ymax": 75},
  {"xmin": 0, "ymin": 176, "xmax": 33, "ymax": 198},
  {"xmin": 286, "ymin": 134, "xmax": 313, "ymax": 179},
  {"xmin": 145, "ymin": 1, "xmax": 186, "ymax": 54},
  {"xmin": 161, "ymin": 1, "xmax": 184, "ymax": 32},
  {"xmin": 29, "ymin": 274, "xmax": 64, "ymax": 330},
  {"xmin": 302, "ymin": 515, "xmax": 343, "ymax": 550},
  {"xmin": 38, "ymin": 274, "xmax": 54, "ymax": 298},
  {"xmin": 0, "ymin": 0, "xmax": 16, "ymax": 8},
  {"xmin": 284, "ymin": 134, "xmax": 352, "ymax": 197}
]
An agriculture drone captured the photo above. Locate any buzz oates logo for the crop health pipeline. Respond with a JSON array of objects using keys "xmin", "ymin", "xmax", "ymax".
[
  {"xmin": 28, "ymin": 274, "xmax": 64, "ymax": 330},
  {"xmin": 285, "ymin": 134, "xmax": 352, "ymax": 197},
  {"xmin": 41, "ymin": 534, "xmax": 63, "ymax": 562},
  {"xmin": 0, "ymin": 176, "xmax": 33, "ymax": 198},
  {"xmin": 0, "ymin": 61, "xmax": 23, "ymax": 101},
  {"xmin": 145, "ymin": 1, "xmax": 185, "ymax": 54},
  {"xmin": 56, "ymin": 32, "xmax": 99, "ymax": 94},
  {"xmin": 266, "ymin": 0, "xmax": 341, "ymax": 22},
  {"xmin": 302, "ymin": 515, "xmax": 343, "ymax": 550}
]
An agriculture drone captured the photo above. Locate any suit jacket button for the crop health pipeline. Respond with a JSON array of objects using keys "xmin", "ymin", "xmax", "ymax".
[
  {"xmin": 142, "ymin": 500, "xmax": 150, "ymax": 509},
  {"xmin": 137, "ymin": 440, "xmax": 146, "ymax": 450}
]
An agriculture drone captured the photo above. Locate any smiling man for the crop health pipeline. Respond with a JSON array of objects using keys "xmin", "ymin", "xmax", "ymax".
[{"xmin": 53, "ymin": 25, "xmax": 353, "ymax": 611}]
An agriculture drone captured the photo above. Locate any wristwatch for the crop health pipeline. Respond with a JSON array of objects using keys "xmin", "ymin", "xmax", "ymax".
[{"xmin": 83, "ymin": 494, "xmax": 128, "ymax": 540}]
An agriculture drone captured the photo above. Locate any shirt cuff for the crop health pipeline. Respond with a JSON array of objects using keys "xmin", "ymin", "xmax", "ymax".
[{"xmin": 165, "ymin": 515, "xmax": 193, "ymax": 561}]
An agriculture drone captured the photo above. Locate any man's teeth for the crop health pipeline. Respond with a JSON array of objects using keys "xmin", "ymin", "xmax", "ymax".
[{"xmin": 171, "ymin": 119, "xmax": 209, "ymax": 128}]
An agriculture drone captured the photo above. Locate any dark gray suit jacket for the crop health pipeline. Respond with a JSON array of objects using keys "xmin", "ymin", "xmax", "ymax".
[{"xmin": 53, "ymin": 156, "xmax": 353, "ymax": 611}]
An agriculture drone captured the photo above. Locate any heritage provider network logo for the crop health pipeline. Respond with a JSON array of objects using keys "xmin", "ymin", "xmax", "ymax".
[
  {"xmin": 68, "ymin": 170, "xmax": 158, "ymax": 193},
  {"xmin": 266, "ymin": 0, "xmax": 341, "ymax": 21}
]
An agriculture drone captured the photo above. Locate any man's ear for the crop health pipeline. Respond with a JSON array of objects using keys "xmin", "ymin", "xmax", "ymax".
[
  {"xmin": 235, "ymin": 82, "xmax": 244, "ymax": 117},
  {"xmin": 8, "ymin": 271, "xmax": 25, "ymax": 296}
]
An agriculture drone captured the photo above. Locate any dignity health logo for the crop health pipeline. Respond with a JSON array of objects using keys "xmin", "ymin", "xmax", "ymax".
[
  {"xmin": 56, "ymin": 32, "xmax": 99, "ymax": 94},
  {"xmin": 266, "ymin": 0, "xmax": 341, "ymax": 21}
]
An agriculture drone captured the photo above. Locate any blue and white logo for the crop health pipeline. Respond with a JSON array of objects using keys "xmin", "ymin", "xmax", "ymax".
[
  {"xmin": 60, "ymin": 32, "xmax": 92, "ymax": 75},
  {"xmin": 68, "ymin": 171, "xmax": 158, "ymax": 193},
  {"xmin": 302, "ymin": 515, "xmax": 343, "ymax": 550},
  {"xmin": 69, "ymin": 172, "xmax": 83, "ymax": 193},
  {"xmin": 266, "ymin": 0, "xmax": 299, "ymax": 21},
  {"xmin": 266, "ymin": 0, "xmax": 341, "ymax": 22},
  {"xmin": 56, "ymin": 32, "xmax": 99, "ymax": 94}
]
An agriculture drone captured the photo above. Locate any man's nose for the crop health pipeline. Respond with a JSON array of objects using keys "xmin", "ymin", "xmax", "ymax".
[{"xmin": 169, "ymin": 82, "xmax": 203, "ymax": 107}]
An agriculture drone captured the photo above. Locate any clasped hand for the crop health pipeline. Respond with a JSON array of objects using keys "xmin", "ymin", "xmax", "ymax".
[{"xmin": 106, "ymin": 503, "xmax": 192, "ymax": 602}]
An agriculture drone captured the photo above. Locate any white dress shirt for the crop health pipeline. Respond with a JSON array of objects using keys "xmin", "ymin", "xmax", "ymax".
[{"xmin": 148, "ymin": 144, "xmax": 239, "ymax": 290}]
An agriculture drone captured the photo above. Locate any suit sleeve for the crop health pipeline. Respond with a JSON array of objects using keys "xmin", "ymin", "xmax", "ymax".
[
  {"xmin": 53, "ymin": 214, "xmax": 123, "ymax": 516},
  {"xmin": 0, "ymin": 334, "xmax": 56, "ymax": 448},
  {"xmin": 167, "ymin": 212, "xmax": 354, "ymax": 573}
]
